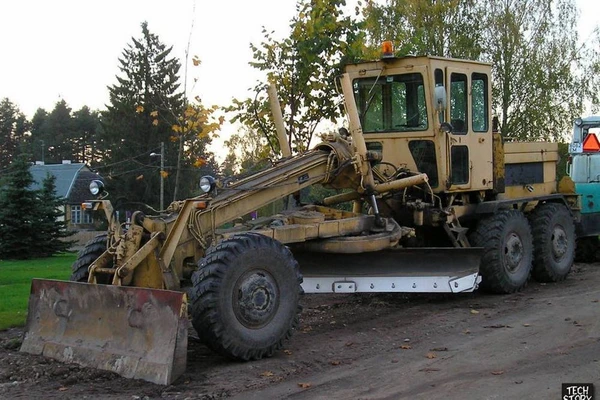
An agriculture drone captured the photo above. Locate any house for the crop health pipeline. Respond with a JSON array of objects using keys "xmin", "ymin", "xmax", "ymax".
[{"xmin": 30, "ymin": 161, "xmax": 103, "ymax": 230}]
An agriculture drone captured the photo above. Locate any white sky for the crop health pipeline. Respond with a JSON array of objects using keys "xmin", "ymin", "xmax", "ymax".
[
  {"xmin": 0, "ymin": 0, "xmax": 599, "ymax": 158},
  {"xmin": 0, "ymin": 0, "xmax": 296, "ymax": 117}
]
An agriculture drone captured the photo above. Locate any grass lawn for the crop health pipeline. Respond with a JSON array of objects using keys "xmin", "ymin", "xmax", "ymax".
[{"xmin": 0, "ymin": 253, "xmax": 77, "ymax": 330}]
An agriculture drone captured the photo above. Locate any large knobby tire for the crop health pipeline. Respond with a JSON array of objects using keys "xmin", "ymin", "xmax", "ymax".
[
  {"xmin": 469, "ymin": 210, "xmax": 533, "ymax": 294},
  {"xmin": 575, "ymin": 236, "xmax": 599, "ymax": 263},
  {"xmin": 70, "ymin": 234, "xmax": 109, "ymax": 283},
  {"xmin": 530, "ymin": 203, "xmax": 575, "ymax": 282},
  {"xmin": 190, "ymin": 233, "xmax": 303, "ymax": 360}
]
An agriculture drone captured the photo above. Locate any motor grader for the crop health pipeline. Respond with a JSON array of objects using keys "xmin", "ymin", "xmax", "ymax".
[{"xmin": 21, "ymin": 44, "xmax": 580, "ymax": 385}]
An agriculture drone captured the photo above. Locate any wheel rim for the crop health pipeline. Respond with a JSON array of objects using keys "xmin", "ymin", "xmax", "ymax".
[
  {"xmin": 504, "ymin": 232, "xmax": 524, "ymax": 273},
  {"xmin": 551, "ymin": 225, "xmax": 568, "ymax": 261},
  {"xmin": 233, "ymin": 269, "xmax": 279, "ymax": 329}
]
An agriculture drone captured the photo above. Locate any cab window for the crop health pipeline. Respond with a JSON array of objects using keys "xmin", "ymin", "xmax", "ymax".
[
  {"xmin": 354, "ymin": 73, "xmax": 428, "ymax": 133},
  {"xmin": 450, "ymin": 73, "xmax": 468, "ymax": 134}
]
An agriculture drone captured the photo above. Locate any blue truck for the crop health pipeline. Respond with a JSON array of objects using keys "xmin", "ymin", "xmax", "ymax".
[{"xmin": 568, "ymin": 116, "xmax": 600, "ymax": 261}]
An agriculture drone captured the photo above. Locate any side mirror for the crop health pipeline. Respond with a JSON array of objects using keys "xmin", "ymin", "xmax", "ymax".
[
  {"xmin": 434, "ymin": 85, "xmax": 447, "ymax": 111},
  {"xmin": 440, "ymin": 122, "xmax": 453, "ymax": 134}
]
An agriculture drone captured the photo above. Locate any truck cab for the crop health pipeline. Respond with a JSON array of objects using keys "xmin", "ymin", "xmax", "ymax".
[{"xmin": 568, "ymin": 116, "xmax": 600, "ymax": 258}]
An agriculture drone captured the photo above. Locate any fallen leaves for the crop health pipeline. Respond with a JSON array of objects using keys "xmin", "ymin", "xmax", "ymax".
[
  {"xmin": 470, "ymin": 309, "xmax": 480, "ymax": 314},
  {"xmin": 298, "ymin": 383, "xmax": 312, "ymax": 389},
  {"xmin": 260, "ymin": 371, "xmax": 274, "ymax": 377},
  {"xmin": 330, "ymin": 360, "xmax": 341, "ymax": 366},
  {"xmin": 400, "ymin": 344, "xmax": 412, "ymax": 350},
  {"xmin": 491, "ymin": 370, "xmax": 504, "ymax": 375},
  {"xmin": 425, "ymin": 352, "xmax": 437, "ymax": 359}
]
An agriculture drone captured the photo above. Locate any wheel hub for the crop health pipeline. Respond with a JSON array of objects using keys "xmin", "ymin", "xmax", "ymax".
[
  {"xmin": 551, "ymin": 225, "xmax": 568, "ymax": 260},
  {"xmin": 504, "ymin": 233, "xmax": 524, "ymax": 272},
  {"xmin": 233, "ymin": 270, "xmax": 279, "ymax": 329}
]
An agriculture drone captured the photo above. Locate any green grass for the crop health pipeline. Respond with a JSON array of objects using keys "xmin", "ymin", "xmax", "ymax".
[{"xmin": 0, "ymin": 253, "xmax": 76, "ymax": 330}]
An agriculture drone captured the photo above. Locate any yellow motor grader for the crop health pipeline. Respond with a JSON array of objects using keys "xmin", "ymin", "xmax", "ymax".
[{"xmin": 21, "ymin": 44, "xmax": 579, "ymax": 384}]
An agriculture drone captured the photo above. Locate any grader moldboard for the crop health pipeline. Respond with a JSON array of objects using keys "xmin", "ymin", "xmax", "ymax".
[{"xmin": 21, "ymin": 45, "xmax": 580, "ymax": 384}]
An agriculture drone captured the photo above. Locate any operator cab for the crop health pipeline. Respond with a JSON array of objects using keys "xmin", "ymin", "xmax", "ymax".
[{"xmin": 342, "ymin": 47, "xmax": 494, "ymax": 195}]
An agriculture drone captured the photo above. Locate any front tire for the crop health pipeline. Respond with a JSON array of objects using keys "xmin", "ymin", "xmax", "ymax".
[
  {"xmin": 190, "ymin": 233, "xmax": 303, "ymax": 360},
  {"xmin": 530, "ymin": 203, "xmax": 575, "ymax": 282},
  {"xmin": 70, "ymin": 234, "xmax": 109, "ymax": 283},
  {"xmin": 470, "ymin": 210, "xmax": 533, "ymax": 293}
]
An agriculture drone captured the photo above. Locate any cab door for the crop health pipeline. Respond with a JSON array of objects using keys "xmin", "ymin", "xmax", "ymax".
[{"xmin": 446, "ymin": 68, "xmax": 493, "ymax": 191}]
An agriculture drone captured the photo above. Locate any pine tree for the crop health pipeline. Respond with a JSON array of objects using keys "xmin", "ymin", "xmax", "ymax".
[
  {"xmin": 34, "ymin": 173, "xmax": 75, "ymax": 257},
  {"xmin": 100, "ymin": 21, "xmax": 184, "ymax": 208},
  {"xmin": 0, "ymin": 155, "xmax": 38, "ymax": 259}
]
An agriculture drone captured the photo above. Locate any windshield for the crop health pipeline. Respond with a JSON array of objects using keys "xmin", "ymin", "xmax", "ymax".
[{"xmin": 353, "ymin": 72, "xmax": 428, "ymax": 133}]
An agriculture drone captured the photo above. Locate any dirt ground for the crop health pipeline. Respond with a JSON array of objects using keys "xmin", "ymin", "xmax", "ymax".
[{"xmin": 1, "ymin": 263, "xmax": 599, "ymax": 400}]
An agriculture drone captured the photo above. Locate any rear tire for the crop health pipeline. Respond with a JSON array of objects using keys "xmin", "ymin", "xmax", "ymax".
[
  {"xmin": 70, "ymin": 234, "xmax": 109, "ymax": 283},
  {"xmin": 190, "ymin": 233, "xmax": 303, "ymax": 360},
  {"xmin": 530, "ymin": 203, "xmax": 575, "ymax": 282},
  {"xmin": 469, "ymin": 210, "xmax": 533, "ymax": 293}
]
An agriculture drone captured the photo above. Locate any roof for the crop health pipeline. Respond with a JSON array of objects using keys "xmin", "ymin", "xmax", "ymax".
[
  {"xmin": 29, "ymin": 163, "xmax": 102, "ymax": 202},
  {"xmin": 579, "ymin": 116, "xmax": 600, "ymax": 126}
]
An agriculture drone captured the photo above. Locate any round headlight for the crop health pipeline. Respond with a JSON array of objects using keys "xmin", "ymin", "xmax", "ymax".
[
  {"xmin": 199, "ymin": 175, "xmax": 216, "ymax": 193},
  {"xmin": 89, "ymin": 180, "xmax": 104, "ymax": 196}
]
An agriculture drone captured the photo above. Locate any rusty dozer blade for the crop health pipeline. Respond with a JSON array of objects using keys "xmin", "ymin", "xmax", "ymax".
[{"xmin": 20, "ymin": 279, "xmax": 188, "ymax": 385}]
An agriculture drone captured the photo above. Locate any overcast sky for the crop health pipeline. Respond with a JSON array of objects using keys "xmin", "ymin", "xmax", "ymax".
[
  {"xmin": 0, "ymin": 0, "xmax": 297, "ymax": 118},
  {"xmin": 1, "ymin": 0, "xmax": 599, "ymax": 157}
]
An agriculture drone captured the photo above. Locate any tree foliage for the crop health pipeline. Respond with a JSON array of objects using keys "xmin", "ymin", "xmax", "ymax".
[
  {"xmin": 360, "ymin": 0, "xmax": 600, "ymax": 141},
  {"xmin": 34, "ymin": 173, "xmax": 75, "ymax": 256},
  {"xmin": 0, "ymin": 98, "xmax": 29, "ymax": 170},
  {"xmin": 221, "ymin": 127, "xmax": 272, "ymax": 176},
  {"xmin": 27, "ymin": 101, "xmax": 102, "ymax": 165},
  {"xmin": 100, "ymin": 22, "xmax": 219, "ymax": 207},
  {"xmin": 482, "ymin": 0, "xmax": 600, "ymax": 141},
  {"xmin": 227, "ymin": 0, "xmax": 363, "ymax": 156},
  {"xmin": 100, "ymin": 21, "xmax": 185, "ymax": 208},
  {"xmin": 361, "ymin": 0, "xmax": 483, "ymax": 59}
]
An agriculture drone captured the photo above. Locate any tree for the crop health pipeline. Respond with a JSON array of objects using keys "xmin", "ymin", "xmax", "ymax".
[
  {"xmin": 33, "ymin": 173, "xmax": 74, "ymax": 257},
  {"xmin": 360, "ymin": 0, "xmax": 600, "ymax": 141},
  {"xmin": 28, "ymin": 100, "xmax": 76, "ymax": 164},
  {"xmin": 169, "ymin": 99, "xmax": 222, "ymax": 201},
  {"xmin": 100, "ymin": 21, "xmax": 184, "ymax": 208},
  {"xmin": 222, "ymin": 127, "xmax": 272, "ymax": 176},
  {"xmin": 72, "ymin": 106, "xmax": 102, "ymax": 165},
  {"xmin": 28, "ymin": 108, "xmax": 48, "ymax": 163},
  {"xmin": 0, "ymin": 155, "xmax": 38, "ymax": 259},
  {"xmin": 361, "ymin": 0, "xmax": 484, "ymax": 59},
  {"xmin": 227, "ymin": 0, "xmax": 363, "ymax": 155},
  {"xmin": 481, "ymin": 0, "xmax": 600, "ymax": 141},
  {"xmin": 0, "ymin": 98, "xmax": 29, "ymax": 170}
]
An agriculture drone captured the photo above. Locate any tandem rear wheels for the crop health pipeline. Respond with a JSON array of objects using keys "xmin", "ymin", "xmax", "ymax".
[
  {"xmin": 470, "ymin": 203, "xmax": 575, "ymax": 294},
  {"xmin": 189, "ymin": 233, "xmax": 303, "ymax": 360}
]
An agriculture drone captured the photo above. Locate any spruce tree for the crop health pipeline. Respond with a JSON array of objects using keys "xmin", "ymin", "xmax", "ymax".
[
  {"xmin": 34, "ymin": 173, "xmax": 75, "ymax": 257},
  {"xmin": 0, "ymin": 155, "xmax": 38, "ymax": 259},
  {"xmin": 100, "ymin": 21, "xmax": 184, "ymax": 209}
]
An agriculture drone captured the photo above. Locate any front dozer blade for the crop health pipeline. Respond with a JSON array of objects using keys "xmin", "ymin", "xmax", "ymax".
[{"xmin": 20, "ymin": 279, "xmax": 188, "ymax": 385}]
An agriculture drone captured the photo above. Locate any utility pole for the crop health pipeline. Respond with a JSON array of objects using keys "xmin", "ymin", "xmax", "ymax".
[
  {"xmin": 159, "ymin": 142, "xmax": 165, "ymax": 210},
  {"xmin": 151, "ymin": 142, "xmax": 165, "ymax": 210}
]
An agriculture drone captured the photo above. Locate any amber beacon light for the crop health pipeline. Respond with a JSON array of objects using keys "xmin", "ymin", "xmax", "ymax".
[{"xmin": 381, "ymin": 41, "xmax": 394, "ymax": 58}]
